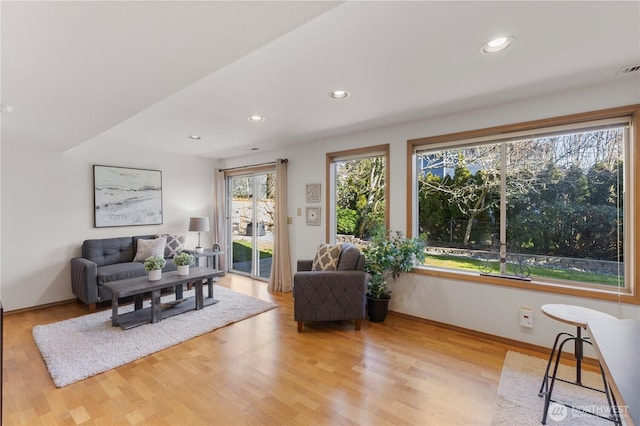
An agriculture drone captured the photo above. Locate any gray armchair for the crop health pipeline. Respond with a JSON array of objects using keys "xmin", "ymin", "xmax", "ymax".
[{"xmin": 293, "ymin": 243, "xmax": 368, "ymax": 332}]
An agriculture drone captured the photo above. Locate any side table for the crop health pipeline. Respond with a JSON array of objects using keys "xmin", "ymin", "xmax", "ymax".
[{"xmin": 184, "ymin": 249, "xmax": 224, "ymax": 270}]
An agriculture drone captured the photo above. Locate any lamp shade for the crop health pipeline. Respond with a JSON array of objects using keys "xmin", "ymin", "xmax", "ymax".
[{"xmin": 188, "ymin": 217, "xmax": 210, "ymax": 232}]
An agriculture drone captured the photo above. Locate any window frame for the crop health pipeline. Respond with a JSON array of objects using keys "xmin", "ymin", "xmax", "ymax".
[
  {"xmin": 326, "ymin": 144, "xmax": 390, "ymax": 243},
  {"xmin": 406, "ymin": 105, "xmax": 640, "ymax": 305}
]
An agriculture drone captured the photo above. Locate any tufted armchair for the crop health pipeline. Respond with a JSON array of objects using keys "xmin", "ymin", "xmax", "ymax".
[{"xmin": 293, "ymin": 243, "xmax": 368, "ymax": 332}]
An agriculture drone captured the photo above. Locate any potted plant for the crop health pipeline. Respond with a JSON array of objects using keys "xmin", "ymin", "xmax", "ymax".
[
  {"xmin": 363, "ymin": 230, "xmax": 425, "ymax": 322},
  {"xmin": 144, "ymin": 256, "xmax": 166, "ymax": 281},
  {"xmin": 173, "ymin": 252, "xmax": 194, "ymax": 276}
]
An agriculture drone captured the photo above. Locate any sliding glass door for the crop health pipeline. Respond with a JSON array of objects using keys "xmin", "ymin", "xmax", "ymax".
[{"xmin": 227, "ymin": 172, "xmax": 274, "ymax": 279}]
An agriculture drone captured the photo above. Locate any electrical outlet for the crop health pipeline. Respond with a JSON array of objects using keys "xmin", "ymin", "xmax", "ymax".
[
  {"xmin": 297, "ymin": 208, "xmax": 302, "ymax": 216},
  {"xmin": 520, "ymin": 307, "xmax": 533, "ymax": 328},
  {"xmin": 287, "ymin": 217, "xmax": 293, "ymax": 224}
]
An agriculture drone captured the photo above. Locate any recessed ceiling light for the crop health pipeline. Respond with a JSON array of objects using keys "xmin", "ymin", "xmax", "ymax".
[
  {"xmin": 330, "ymin": 90, "xmax": 350, "ymax": 99},
  {"xmin": 188, "ymin": 135, "xmax": 201, "ymax": 140},
  {"xmin": 481, "ymin": 35, "xmax": 514, "ymax": 54},
  {"xmin": 248, "ymin": 115, "xmax": 265, "ymax": 123}
]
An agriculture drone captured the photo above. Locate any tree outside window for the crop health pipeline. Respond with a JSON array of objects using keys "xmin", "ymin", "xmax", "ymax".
[
  {"xmin": 328, "ymin": 145, "xmax": 389, "ymax": 244},
  {"xmin": 417, "ymin": 125, "xmax": 626, "ymax": 289},
  {"xmin": 336, "ymin": 156, "xmax": 386, "ymax": 239}
]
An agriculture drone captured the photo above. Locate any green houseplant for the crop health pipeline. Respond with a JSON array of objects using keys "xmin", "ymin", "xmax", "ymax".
[
  {"xmin": 144, "ymin": 256, "xmax": 166, "ymax": 281},
  {"xmin": 363, "ymin": 230, "xmax": 425, "ymax": 322},
  {"xmin": 173, "ymin": 252, "xmax": 194, "ymax": 266},
  {"xmin": 173, "ymin": 252, "xmax": 194, "ymax": 276}
]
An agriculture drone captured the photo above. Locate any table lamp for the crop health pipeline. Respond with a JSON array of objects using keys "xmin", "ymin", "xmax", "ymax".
[{"xmin": 189, "ymin": 217, "xmax": 209, "ymax": 253}]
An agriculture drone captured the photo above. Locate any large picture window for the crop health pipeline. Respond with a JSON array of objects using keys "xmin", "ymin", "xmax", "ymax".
[{"xmin": 408, "ymin": 106, "xmax": 639, "ymax": 303}]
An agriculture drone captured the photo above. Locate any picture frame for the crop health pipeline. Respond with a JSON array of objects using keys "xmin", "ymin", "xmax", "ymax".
[
  {"xmin": 306, "ymin": 206, "xmax": 321, "ymax": 226},
  {"xmin": 306, "ymin": 183, "xmax": 321, "ymax": 203},
  {"xmin": 93, "ymin": 165, "xmax": 163, "ymax": 228}
]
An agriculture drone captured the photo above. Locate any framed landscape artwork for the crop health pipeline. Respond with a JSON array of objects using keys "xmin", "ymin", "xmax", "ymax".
[{"xmin": 93, "ymin": 165, "xmax": 163, "ymax": 228}]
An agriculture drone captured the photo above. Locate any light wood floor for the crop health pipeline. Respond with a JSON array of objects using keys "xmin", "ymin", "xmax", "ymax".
[{"xmin": 4, "ymin": 274, "xmax": 551, "ymax": 426}]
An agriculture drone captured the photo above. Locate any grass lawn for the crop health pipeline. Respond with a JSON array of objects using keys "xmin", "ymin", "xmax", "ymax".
[
  {"xmin": 424, "ymin": 254, "xmax": 622, "ymax": 287},
  {"xmin": 233, "ymin": 240, "xmax": 273, "ymax": 262}
]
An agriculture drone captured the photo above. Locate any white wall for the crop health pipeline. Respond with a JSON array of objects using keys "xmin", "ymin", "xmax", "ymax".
[
  {"xmin": 1, "ymin": 140, "xmax": 216, "ymax": 311},
  {"xmin": 2, "ymin": 77, "xmax": 638, "ymax": 352},
  {"xmin": 222, "ymin": 78, "xmax": 640, "ymax": 353}
]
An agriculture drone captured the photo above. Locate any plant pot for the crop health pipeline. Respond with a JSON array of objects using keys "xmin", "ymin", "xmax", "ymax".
[
  {"xmin": 177, "ymin": 265, "xmax": 189, "ymax": 276},
  {"xmin": 148, "ymin": 269, "xmax": 162, "ymax": 281},
  {"xmin": 367, "ymin": 296, "xmax": 390, "ymax": 323}
]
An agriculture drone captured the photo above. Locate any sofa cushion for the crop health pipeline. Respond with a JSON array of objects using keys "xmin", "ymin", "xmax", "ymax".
[
  {"xmin": 97, "ymin": 262, "xmax": 146, "ymax": 284},
  {"xmin": 83, "ymin": 237, "xmax": 135, "ymax": 267},
  {"xmin": 133, "ymin": 237, "xmax": 167, "ymax": 262},
  {"xmin": 162, "ymin": 257, "xmax": 177, "ymax": 272},
  {"xmin": 337, "ymin": 244, "xmax": 361, "ymax": 271},
  {"xmin": 156, "ymin": 234, "xmax": 185, "ymax": 258},
  {"xmin": 312, "ymin": 243, "xmax": 342, "ymax": 271}
]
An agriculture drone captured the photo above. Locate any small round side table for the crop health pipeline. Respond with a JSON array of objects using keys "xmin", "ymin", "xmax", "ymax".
[{"xmin": 538, "ymin": 304, "xmax": 621, "ymax": 425}]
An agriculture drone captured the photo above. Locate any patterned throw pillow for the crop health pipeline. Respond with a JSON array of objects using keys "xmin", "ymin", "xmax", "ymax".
[
  {"xmin": 311, "ymin": 243, "xmax": 343, "ymax": 271},
  {"xmin": 156, "ymin": 234, "xmax": 185, "ymax": 258},
  {"xmin": 133, "ymin": 236, "xmax": 167, "ymax": 262}
]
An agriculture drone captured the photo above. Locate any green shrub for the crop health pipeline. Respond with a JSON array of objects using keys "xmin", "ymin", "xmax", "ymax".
[{"xmin": 337, "ymin": 207, "xmax": 359, "ymax": 235}]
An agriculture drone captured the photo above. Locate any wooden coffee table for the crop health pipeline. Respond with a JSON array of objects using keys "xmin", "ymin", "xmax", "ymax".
[{"xmin": 102, "ymin": 267, "xmax": 225, "ymax": 329}]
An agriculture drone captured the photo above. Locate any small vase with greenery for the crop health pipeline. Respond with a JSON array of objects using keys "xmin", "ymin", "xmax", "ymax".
[
  {"xmin": 173, "ymin": 252, "xmax": 194, "ymax": 275},
  {"xmin": 144, "ymin": 256, "xmax": 166, "ymax": 281},
  {"xmin": 173, "ymin": 252, "xmax": 194, "ymax": 266},
  {"xmin": 362, "ymin": 230, "xmax": 425, "ymax": 322}
]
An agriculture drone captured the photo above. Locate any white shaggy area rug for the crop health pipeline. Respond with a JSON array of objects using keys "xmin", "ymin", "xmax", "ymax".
[
  {"xmin": 33, "ymin": 285, "xmax": 277, "ymax": 388},
  {"xmin": 492, "ymin": 351, "xmax": 625, "ymax": 425}
]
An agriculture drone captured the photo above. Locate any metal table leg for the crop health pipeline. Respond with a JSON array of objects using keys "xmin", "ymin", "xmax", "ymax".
[
  {"xmin": 539, "ymin": 331, "xmax": 574, "ymax": 396},
  {"xmin": 541, "ymin": 335, "xmax": 622, "ymax": 425},
  {"xmin": 575, "ymin": 326, "xmax": 583, "ymax": 385}
]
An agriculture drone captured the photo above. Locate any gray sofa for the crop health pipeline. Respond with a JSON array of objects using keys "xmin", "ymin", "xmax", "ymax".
[
  {"xmin": 293, "ymin": 243, "xmax": 368, "ymax": 332},
  {"xmin": 71, "ymin": 235, "xmax": 178, "ymax": 311}
]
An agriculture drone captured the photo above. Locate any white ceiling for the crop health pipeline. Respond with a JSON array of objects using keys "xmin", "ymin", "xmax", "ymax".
[{"xmin": 2, "ymin": 1, "xmax": 639, "ymax": 159}]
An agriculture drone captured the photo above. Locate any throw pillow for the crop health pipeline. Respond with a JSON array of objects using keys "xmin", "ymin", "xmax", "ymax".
[
  {"xmin": 156, "ymin": 234, "xmax": 185, "ymax": 258},
  {"xmin": 311, "ymin": 243, "xmax": 342, "ymax": 271},
  {"xmin": 133, "ymin": 236, "xmax": 167, "ymax": 262},
  {"xmin": 337, "ymin": 244, "xmax": 361, "ymax": 271}
]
